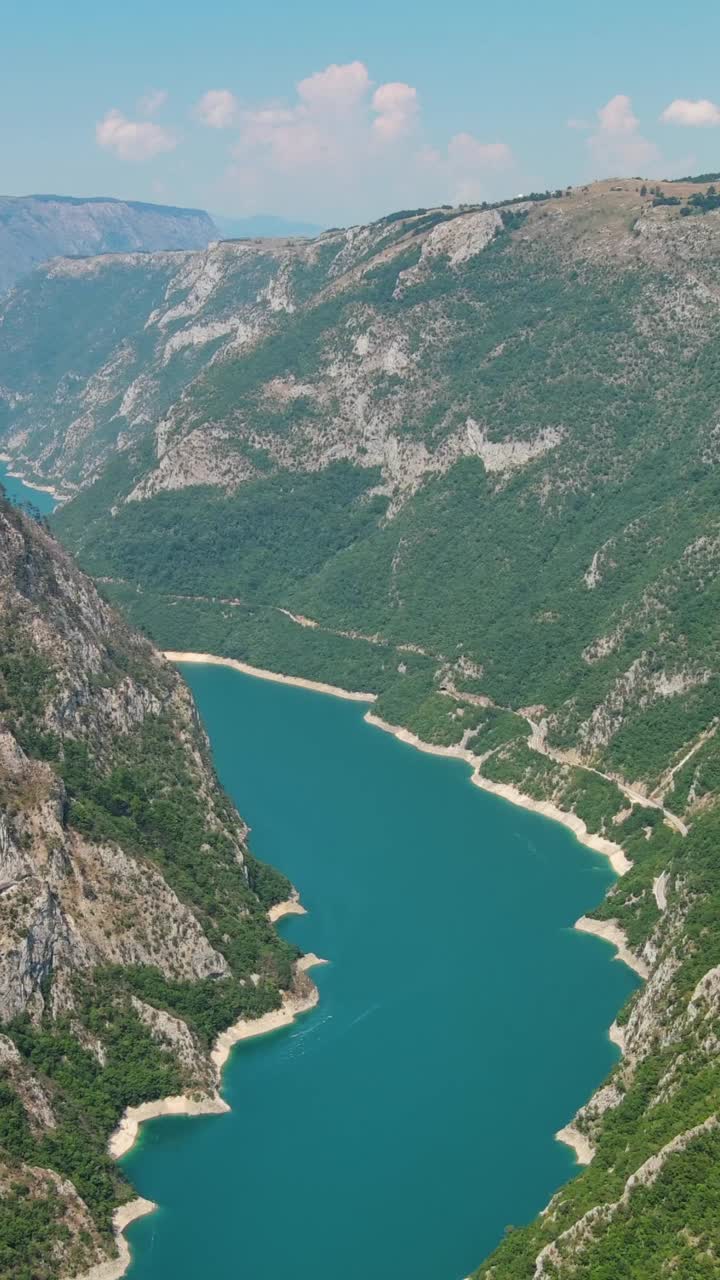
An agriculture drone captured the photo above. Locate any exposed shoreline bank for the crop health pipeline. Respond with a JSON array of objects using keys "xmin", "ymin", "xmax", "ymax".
[
  {"xmin": 553, "ymin": 923, "xmax": 644, "ymax": 1170},
  {"xmin": 268, "ymin": 892, "xmax": 307, "ymax": 923},
  {"xmin": 108, "ymin": 953, "xmax": 328, "ymax": 1161},
  {"xmin": 574, "ymin": 915, "xmax": 649, "ymax": 979},
  {"xmin": 77, "ymin": 952, "xmax": 327, "ymax": 1280},
  {"xmin": 364, "ymin": 712, "xmax": 631, "ymax": 878},
  {"xmin": 164, "ymin": 652, "xmax": 631, "ymax": 878},
  {"xmin": 555, "ymin": 1123, "xmax": 595, "ymax": 1166},
  {"xmin": 163, "ymin": 651, "xmax": 377, "ymax": 702},
  {"xmin": 0, "ymin": 452, "xmax": 71, "ymax": 503},
  {"xmin": 76, "ymin": 1199, "xmax": 156, "ymax": 1280}
]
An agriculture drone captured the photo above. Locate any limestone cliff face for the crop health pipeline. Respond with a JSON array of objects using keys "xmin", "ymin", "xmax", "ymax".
[
  {"xmin": 0, "ymin": 194, "xmax": 216, "ymax": 294},
  {"xmin": 5, "ymin": 180, "xmax": 720, "ymax": 516},
  {"xmin": 0, "ymin": 500, "xmax": 251, "ymax": 1016},
  {"xmin": 0, "ymin": 204, "xmax": 531, "ymax": 497},
  {"xmin": 0, "ymin": 497, "xmax": 293, "ymax": 1276}
]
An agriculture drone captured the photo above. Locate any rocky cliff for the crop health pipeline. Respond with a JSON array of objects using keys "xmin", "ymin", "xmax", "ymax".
[
  {"xmin": 0, "ymin": 494, "xmax": 296, "ymax": 1278},
  {"xmin": 0, "ymin": 194, "xmax": 216, "ymax": 294}
]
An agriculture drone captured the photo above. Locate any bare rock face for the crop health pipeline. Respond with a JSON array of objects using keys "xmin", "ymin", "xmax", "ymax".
[
  {"xmin": 0, "ymin": 1034, "xmax": 56, "ymax": 1130},
  {"xmin": 0, "ymin": 501, "xmax": 246, "ymax": 1024},
  {"xmin": 0, "ymin": 194, "xmax": 217, "ymax": 294},
  {"xmin": 0, "ymin": 204, "xmax": 516, "ymax": 498},
  {"xmin": 129, "ymin": 997, "xmax": 215, "ymax": 1089}
]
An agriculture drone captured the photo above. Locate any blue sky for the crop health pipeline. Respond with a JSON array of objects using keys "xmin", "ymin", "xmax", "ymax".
[{"xmin": 4, "ymin": 0, "xmax": 720, "ymax": 223}]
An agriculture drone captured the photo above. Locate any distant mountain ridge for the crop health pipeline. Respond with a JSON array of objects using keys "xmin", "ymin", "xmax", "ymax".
[
  {"xmin": 0, "ymin": 193, "xmax": 218, "ymax": 293},
  {"xmin": 212, "ymin": 212, "xmax": 325, "ymax": 239}
]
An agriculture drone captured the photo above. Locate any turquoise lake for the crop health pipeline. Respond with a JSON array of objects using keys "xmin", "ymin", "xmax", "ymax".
[
  {"xmin": 0, "ymin": 460, "xmax": 57, "ymax": 516},
  {"xmin": 120, "ymin": 662, "xmax": 637, "ymax": 1280}
]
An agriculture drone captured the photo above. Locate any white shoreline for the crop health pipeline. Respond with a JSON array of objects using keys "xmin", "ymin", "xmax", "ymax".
[
  {"xmin": 163, "ymin": 651, "xmax": 630, "ymax": 879},
  {"xmin": 555, "ymin": 1123, "xmax": 594, "ymax": 1166},
  {"xmin": 268, "ymin": 893, "xmax": 307, "ymax": 923},
  {"xmin": 75, "ymin": 1199, "xmax": 156, "ymax": 1280},
  {"xmin": 162, "ymin": 651, "xmax": 377, "ymax": 702},
  {"xmin": 574, "ymin": 916, "xmax": 649, "ymax": 979},
  {"xmin": 78, "ymin": 953, "xmax": 327, "ymax": 1280},
  {"xmin": 108, "ymin": 954, "xmax": 328, "ymax": 1161},
  {"xmin": 609, "ymin": 1019, "xmax": 627, "ymax": 1053},
  {"xmin": 0, "ymin": 452, "xmax": 70, "ymax": 503},
  {"xmin": 552, "ymin": 924, "xmax": 642, "ymax": 1173},
  {"xmin": 364, "ymin": 713, "xmax": 631, "ymax": 877},
  {"xmin": 107, "ymin": 1092, "xmax": 230, "ymax": 1161},
  {"xmin": 211, "ymin": 953, "xmax": 328, "ymax": 1074}
]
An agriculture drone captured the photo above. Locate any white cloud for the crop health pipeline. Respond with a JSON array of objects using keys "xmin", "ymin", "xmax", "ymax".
[
  {"xmin": 586, "ymin": 94, "xmax": 660, "ymax": 175},
  {"xmin": 240, "ymin": 106, "xmax": 332, "ymax": 171},
  {"xmin": 195, "ymin": 89, "xmax": 239, "ymax": 128},
  {"xmin": 297, "ymin": 61, "xmax": 371, "ymax": 109},
  {"xmin": 95, "ymin": 110, "xmax": 177, "ymax": 161},
  {"xmin": 448, "ymin": 134, "xmax": 513, "ymax": 171},
  {"xmin": 137, "ymin": 89, "xmax": 167, "ymax": 118},
  {"xmin": 411, "ymin": 134, "xmax": 514, "ymax": 204},
  {"xmin": 661, "ymin": 98, "xmax": 720, "ymax": 127},
  {"xmin": 597, "ymin": 94, "xmax": 639, "ymax": 135},
  {"xmin": 221, "ymin": 59, "xmax": 513, "ymax": 221},
  {"xmin": 372, "ymin": 82, "xmax": 419, "ymax": 141},
  {"xmin": 444, "ymin": 135, "xmax": 514, "ymax": 202},
  {"xmin": 235, "ymin": 62, "xmax": 379, "ymax": 174},
  {"xmin": 234, "ymin": 63, "xmax": 423, "ymax": 172}
]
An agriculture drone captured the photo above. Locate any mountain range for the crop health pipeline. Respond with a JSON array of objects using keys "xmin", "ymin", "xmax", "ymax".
[{"xmin": 0, "ymin": 194, "xmax": 217, "ymax": 293}]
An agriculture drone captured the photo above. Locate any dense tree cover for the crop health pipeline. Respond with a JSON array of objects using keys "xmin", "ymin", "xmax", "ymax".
[
  {"xmin": 4, "ymin": 1003, "xmax": 180, "ymax": 1226},
  {"xmin": 0, "ymin": 1174, "xmax": 74, "ymax": 1280},
  {"xmin": 478, "ymin": 1122, "xmax": 720, "ymax": 1279},
  {"xmin": 670, "ymin": 171, "xmax": 720, "ymax": 184},
  {"xmin": 0, "ymin": 633, "xmax": 57, "ymax": 760},
  {"xmin": 101, "ymin": 585, "xmax": 421, "ymax": 694},
  {"xmin": 59, "ymin": 463, "xmax": 388, "ymax": 603},
  {"xmin": 681, "ymin": 186, "xmax": 720, "ymax": 216}
]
